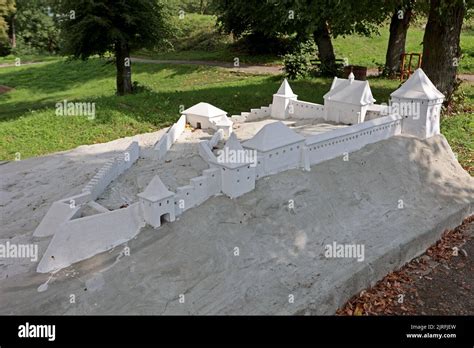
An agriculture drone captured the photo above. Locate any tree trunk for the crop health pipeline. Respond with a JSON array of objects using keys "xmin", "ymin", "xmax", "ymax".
[
  {"xmin": 10, "ymin": 14, "xmax": 15, "ymax": 48},
  {"xmin": 384, "ymin": 6, "xmax": 412, "ymax": 77},
  {"xmin": 115, "ymin": 41, "xmax": 133, "ymax": 95},
  {"xmin": 313, "ymin": 21, "xmax": 336, "ymax": 76},
  {"xmin": 422, "ymin": 0, "xmax": 465, "ymax": 101}
]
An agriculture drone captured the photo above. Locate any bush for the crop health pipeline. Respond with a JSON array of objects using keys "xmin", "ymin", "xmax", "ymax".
[
  {"xmin": 232, "ymin": 32, "xmax": 292, "ymax": 55},
  {"xmin": 161, "ymin": 13, "xmax": 229, "ymax": 52},
  {"xmin": 10, "ymin": 36, "xmax": 41, "ymax": 56},
  {"xmin": 0, "ymin": 42, "xmax": 11, "ymax": 56},
  {"xmin": 283, "ymin": 41, "xmax": 316, "ymax": 80}
]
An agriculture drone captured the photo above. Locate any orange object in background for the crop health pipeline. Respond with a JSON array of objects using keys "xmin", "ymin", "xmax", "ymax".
[{"xmin": 400, "ymin": 53, "xmax": 422, "ymax": 81}]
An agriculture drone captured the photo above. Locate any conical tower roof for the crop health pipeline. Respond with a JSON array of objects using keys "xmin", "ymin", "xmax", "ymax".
[
  {"xmin": 214, "ymin": 133, "xmax": 252, "ymax": 169},
  {"xmin": 275, "ymin": 79, "xmax": 296, "ymax": 97},
  {"xmin": 390, "ymin": 68, "xmax": 444, "ymax": 100},
  {"xmin": 138, "ymin": 175, "xmax": 174, "ymax": 202}
]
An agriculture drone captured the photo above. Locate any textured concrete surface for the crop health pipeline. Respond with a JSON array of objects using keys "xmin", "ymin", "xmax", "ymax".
[{"xmin": 0, "ymin": 134, "xmax": 472, "ymax": 314}]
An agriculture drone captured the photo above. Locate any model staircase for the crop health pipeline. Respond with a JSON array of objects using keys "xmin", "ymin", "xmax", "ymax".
[{"xmin": 231, "ymin": 104, "xmax": 272, "ymax": 123}]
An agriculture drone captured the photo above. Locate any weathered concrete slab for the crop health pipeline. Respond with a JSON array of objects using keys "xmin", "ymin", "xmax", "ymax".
[{"xmin": 0, "ymin": 134, "xmax": 472, "ymax": 315}]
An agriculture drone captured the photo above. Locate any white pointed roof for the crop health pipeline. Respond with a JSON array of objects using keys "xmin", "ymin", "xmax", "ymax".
[
  {"xmin": 213, "ymin": 133, "xmax": 252, "ymax": 169},
  {"xmin": 275, "ymin": 79, "xmax": 297, "ymax": 97},
  {"xmin": 391, "ymin": 68, "xmax": 444, "ymax": 100},
  {"xmin": 224, "ymin": 133, "xmax": 244, "ymax": 152},
  {"xmin": 242, "ymin": 121, "xmax": 305, "ymax": 152},
  {"xmin": 182, "ymin": 102, "xmax": 227, "ymax": 118},
  {"xmin": 323, "ymin": 77, "xmax": 375, "ymax": 105},
  {"xmin": 138, "ymin": 175, "xmax": 174, "ymax": 202}
]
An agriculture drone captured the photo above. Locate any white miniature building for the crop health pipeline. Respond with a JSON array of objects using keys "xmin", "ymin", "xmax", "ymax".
[
  {"xmin": 390, "ymin": 68, "xmax": 444, "ymax": 139},
  {"xmin": 324, "ymin": 72, "xmax": 376, "ymax": 124},
  {"xmin": 213, "ymin": 133, "xmax": 256, "ymax": 198},
  {"xmin": 243, "ymin": 121, "xmax": 305, "ymax": 177},
  {"xmin": 211, "ymin": 113, "xmax": 233, "ymax": 137},
  {"xmin": 182, "ymin": 102, "xmax": 233, "ymax": 136},
  {"xmin": 271, "ymin": 79, "xmax": 298, "ymax": 119},
  {"xmin": 137, "ymin": 175, "xmax": 176, "ymax": 228}
]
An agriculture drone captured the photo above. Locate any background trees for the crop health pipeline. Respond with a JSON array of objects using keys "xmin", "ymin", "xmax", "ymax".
[
  {"xmin": 422, "ymin": 0, "xmax": 471, "ymax": 99},
  {"xmin": 14, "ymin": 0, "xmax": 60, "ymax": 53},
  {"xmin": 0, "ymin": 0, "xmax": 15, "ymax": 46},
  {"xmin": 58, "ymin": 0, "xmax": 170, "ymax": 95},
  {"xmin": 383, "ymin": 0, "xmax": 415, "ymax": 77},
  {"xmin": 213, "ymin": 0, "xmax": 387, "ymax": 75}
]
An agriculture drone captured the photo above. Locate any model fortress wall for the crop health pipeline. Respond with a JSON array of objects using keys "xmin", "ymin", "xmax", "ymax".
[{"xmin": 35, "ymin": 69, "xmax": 445, "ymax": 273}]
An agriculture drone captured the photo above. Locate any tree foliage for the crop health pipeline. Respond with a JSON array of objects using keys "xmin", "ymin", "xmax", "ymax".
[
  {"xmin": 58, "ymin": 0, "xmax": 171, "ymax": 95},
  {"xmin": 0, "ymin": 0, "xmax": 15, "ymax": 45},
  {"xmin": 59, "ymin": 0, "xmax": 170, "ymax": 59},
  {"xmin": 13, "ymin": 0, "xmax": 60, "ymax": 53},
  {"xmin": 213, "ymin": 0, "xmax": 388, "ymax": 75}
]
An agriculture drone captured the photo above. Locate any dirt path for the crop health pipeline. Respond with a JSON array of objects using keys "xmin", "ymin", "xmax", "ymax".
[
  {"xmin": 131, "ymin": 57, "xmax": 474, "ymax": 81},
  {"xmin": 2, "ymin": 57, "xmax": 473, "ymax": 82},
  {"xmin": 0, "ymin": 61, "xmax": 45, "ymax": 68},
  {"xmin": 131, "ymin": 57, "xmax": 283, "ymax": 75}
]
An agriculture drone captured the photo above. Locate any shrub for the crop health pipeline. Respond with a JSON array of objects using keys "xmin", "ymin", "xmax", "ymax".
[{"xmin": 283, "ymin": 41, "xmax": 316, "ymax": 80}]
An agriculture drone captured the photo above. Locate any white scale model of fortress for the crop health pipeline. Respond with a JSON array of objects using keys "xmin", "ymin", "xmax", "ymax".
[{"xmin": 34, "ymin": 69, "xmax": 445, "ymax": 273}]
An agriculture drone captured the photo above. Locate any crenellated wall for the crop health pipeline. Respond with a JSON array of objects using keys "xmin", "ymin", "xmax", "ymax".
[
  {"xmin": 246, "ymin": 105, "xmax": 272, "ymax": 121},
  {"xmin": 231, "ymin": 104, "xmax": 272, "ymax": 123},
  {"xmin": 82, "ymin": 141, "xmax": 140, "ymax": 201},
  {"xmin": 33, "ymin": 141, "xmax": 140, "ymax": 238},
  {"xmin": 174, "ymin": 167, "xmax": 221, "ymax": 216}
]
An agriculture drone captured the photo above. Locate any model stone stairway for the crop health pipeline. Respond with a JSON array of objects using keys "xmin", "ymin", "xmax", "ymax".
[{"xmin": 231, "ymin": 104, "xmax": 272, "ymax": 123}]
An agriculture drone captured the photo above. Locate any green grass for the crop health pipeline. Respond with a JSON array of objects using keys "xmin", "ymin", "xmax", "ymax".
[
  {"xmin": 134, "ymin": 48, "xmax": 282, "ymax": 65},
  {"xmin": 136, "ymin": 14, "xmax": 474, "ymax": 73},
  {"xmin": 441, "ymin": 113, "xmax": 474, "ymax": 174},
  {"xmin": 0, "ymin": 54, "xmax": 59, "ymax": 65},
  {"xmin": 332, "ymin": 24, "xmax": 474, "ymax": 73},
  {"xmin": 0, "ymin": 58, "xmax": 472, "ymax": 174}
]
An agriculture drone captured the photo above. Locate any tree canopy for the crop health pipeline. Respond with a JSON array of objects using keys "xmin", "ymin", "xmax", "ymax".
[
  {"xmin": 213, "ymin": 0, "xmax": 388, "ymax": 74},
  {"xmin": 59, "ymin": 0, "xmax": 170, "ymax": 95},
  {"xmin": 0, "ymin": 0, "xmax": 15, "ymax": 45}
]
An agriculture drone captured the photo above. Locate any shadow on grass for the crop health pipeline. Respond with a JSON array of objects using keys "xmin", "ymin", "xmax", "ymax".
[
  {"xmin": 0, "ymin": 58, "xmax": 220, "ymax": 121},
  {"xmin": 0, "ymin": 58, "xmax": 398, "ymax": 130}
]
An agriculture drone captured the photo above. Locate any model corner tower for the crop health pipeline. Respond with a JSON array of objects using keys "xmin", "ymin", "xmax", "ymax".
[
  {"xmin": 137, "ymin": 175, "xmax": 176, "ymax": 228},
  {"xmin": 214, "ymin": 133, "xmax": 256, "ymax": 199},
  {"xmin": 390, "ymin": 68, "xmax": 445, "ymax": 139},
  {"xmin": 271, "ymin": 79, "xmax": 297, "ymax": 120}
]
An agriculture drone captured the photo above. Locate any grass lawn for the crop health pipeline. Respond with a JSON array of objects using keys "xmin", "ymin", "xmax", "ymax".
[
  {"xmin": 135, "ymin": 14, "xmax": 474, "ymax": 73},
  {"xmin": 332, "ymin": 23, "xmax": 474, "ymax": 73},
  {"xmin": 0, "ymin": 58, "xmax": 472, "ymax": 174},
  {"xmin": 0, "ymin": 54, "xmax": 59, "ymax": 65}
]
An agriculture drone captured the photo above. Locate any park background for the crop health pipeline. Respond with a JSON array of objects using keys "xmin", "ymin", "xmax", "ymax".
[{"xmin": 0, "ymin": 0, "xmax": 472, "ymax": 173}]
